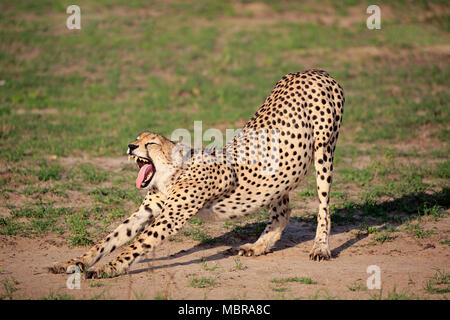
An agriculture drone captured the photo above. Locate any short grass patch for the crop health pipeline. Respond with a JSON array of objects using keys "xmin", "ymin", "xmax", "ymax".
[
  {"xmin": 369, "ymin": 287, "xmax": 418, "ymax": 300},
  {"xmin": 0, "ymin": 277, "xmax": 19, "ymax": 300},
  {"xmin": 66, "ymin": 211, "xmax": 93, "ymax": 246},
  {"xmin": 405, "ymin": 222, "xmax": 434, "ymax": 239},
  {"xmin": 182, "ymin": 227, "xmax": 216, "ymax": 245},
  {"xmin": 68, "ymin": 163, "xmax": 109, "ymax": 184},
  {"xmin": 34, "ymin": 161, "xmax": 64, "ymax": 182},
  {"xmin": 189, "ymin": 276, "xmax": 217, "ymax": 289},
  {"xmin": 424, "ymin": 269, "xmax": 449, "ymax": 294},
  {"xmin": 40, "ymin": 291, "xmax": 74, "ymax": 300},
  {"xmin": 347, "ymin": 281, "xmax": 367, "ymax": 292},
  {"xmin": 271, "ymin": 277, "xmax": 316, "ymax": 285}
]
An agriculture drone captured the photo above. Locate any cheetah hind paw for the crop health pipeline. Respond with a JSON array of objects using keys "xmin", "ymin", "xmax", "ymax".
[
  {"xmin": 309, "ymin": 242, "xmax": 331, "ymax": 261},
  {"xmin": 238, "ymin": 242, "xmax": 269, "ymax": 257}
]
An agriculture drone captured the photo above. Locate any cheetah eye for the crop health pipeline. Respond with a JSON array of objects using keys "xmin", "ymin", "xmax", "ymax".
[{"xmin": 145, "ymin": 142, "xmax": 158, "ymax": 148}]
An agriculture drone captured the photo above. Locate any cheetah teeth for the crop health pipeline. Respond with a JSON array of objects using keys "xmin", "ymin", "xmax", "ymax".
[{"xmin": 128, "ymin": 155, "xmax": 150, "ymax": 163}]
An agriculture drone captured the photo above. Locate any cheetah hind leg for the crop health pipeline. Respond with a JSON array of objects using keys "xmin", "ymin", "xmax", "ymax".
[
  {"xmin": 238, "ymin": 195, "xmax": 290, "ymax": 257},
  {"xmin": 309, "ymin": 144, "xmax": 334, "ymax": 261}
]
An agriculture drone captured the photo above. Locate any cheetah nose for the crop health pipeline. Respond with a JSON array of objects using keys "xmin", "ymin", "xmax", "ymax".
[{"xmin": 128, "ymin": 144, "xmax": 138, "ymax": 152}]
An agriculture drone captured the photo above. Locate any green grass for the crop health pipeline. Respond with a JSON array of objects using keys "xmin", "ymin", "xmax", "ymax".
[
  {"xmin": 22, "ymin": 184, "xmax": 68, "ymax": 198},
  {"xmin": 338, "ymin": 166, "xmax": 374, "ymax": 187},
  {"xmin": 189, "ymin": 276, "xmax": 217, "ymax": 288},
  {"xmin": 189, "ymin": 217, "xmax": 204, "ymax": 226},
  {"xmin": 330, "ymin": 210, "xmax": 358, "ymax": 225},
  {"xmin": 0, "ymin": 0, "xmax": 448, "ymax": 302},
  {"xmin": 229, "ymin": 221, "xmax": 267, "ymax": 238},
  {"xmin": 310, "ymin": 288, "xmax": 337, "ymax": 300},
  {"xmin": 67, "ymin": 211, "xmax": 93, "ymax": 246},
  {"xmin": 10, "ymin": 204, "xmax": 72, "ymax": 219},
  {"xmin": 434, "ymin": 161, "xmax": 450, "ymax": 179},
  {"xmin": 385, "ymin": 287, "xmax": 417, "ymax": 300},
  {"xmin": 405, "ymin": 222, "xmax": 434, "ymax": 239},
  {"xmin": 417, "ymin": 203, "xmax": 446, "ymax": 221},
  {"xmin": 271, "ymin": 277, "xmax": 317, "ymax": 285},
  {"xmin": 331, "ymin": 187, "xmax": 449, "ymax": 223},
  {"xmin": 352, "ymin": 222, "xmax": 399, "ymax": 243},
  {"xmin": 1, "ymin": 1, "xmax": 448, "ymax": 161},
  {"xmin": 0, "ymin": 217, "xmax": 28, "ymax": 236},
  {"xmin": 88, "ymin": 281, "xmax": 103, "ymax": 288},
  {"xmin": 369, "ymin": 287, "xmax": 418, "ymax": 300},
  {"xmin": 424, "ymin": 269, "xmax": 449, "ymax": 294},
  {"xmin": 233, "ymin": 257, "xmax": 245, "ymax": 271},
  {"xmin": 291, "ymin": 215, "xmax": 316, "ymax": 224},
  {"xmin": 182, "ymin": 227, "xmax": 216, "ymax": 245},
  {"xmin": 154, "ymin": 292, "xmax": 169, "ymax": 300},
  {"xmin": 1, "ymin": 202, "xmax": 73, "ymax": 236},
  {"xmin": 271, "ymin": 287, "xmax": 287, "ymax": 292},
  {"xmin": 89, "ymin": 187, "xmax": 141, "ymax": 206},
  {"xmin": 297, "ymin": 189, "xmax": 315, "ymax": 197},
  {"xmin": 373, "ymin": 232, "xmax": 398, "ymax": 244},
  {"xmin": 68, "ymin": 163, "xmax": 109, "ymax": 184},
  {"xmin": 0, "ymin": 277, "xmax": 19, "ymax": 300},
  {"xmin": 201, "ymin": 258, "xmax": 219, "ymax": 272},
  {"xmin": 347, "ymin": 281, "xmax": 367, "ymax": 292}
]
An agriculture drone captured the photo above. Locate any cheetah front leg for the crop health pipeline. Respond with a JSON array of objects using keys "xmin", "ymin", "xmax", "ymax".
[
  {"xmin": 84, "ymin": 178, "xmax": 223, "ymax": 279},
  {"xmin": 48, "ymin": 191, "xmax": 166, "ymax": 274},
  {"xmin": 238, "ymin": 194, "xmax": 290, "ymax": 257}
]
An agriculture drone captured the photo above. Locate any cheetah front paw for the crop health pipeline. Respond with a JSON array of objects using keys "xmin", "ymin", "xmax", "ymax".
[
  {"xmin": 48, "ymin": 260, "xmax": 86, "ymax": 274},
  {"xmin": 309, "ymin": 242, "xmax": 331, "ymax": 261},
  {"xmin": 238, "ymin": 243, "xmax": 269, "ymax": 257},
  {"xmin": 85, "ymin": 264, "xmax": 119, "ymax": 279}
]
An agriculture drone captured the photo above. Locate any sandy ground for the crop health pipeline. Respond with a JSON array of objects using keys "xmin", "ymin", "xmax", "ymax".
[{"xmin": 1, "ymin": 215, "xmax": 448, "ymax": 300}]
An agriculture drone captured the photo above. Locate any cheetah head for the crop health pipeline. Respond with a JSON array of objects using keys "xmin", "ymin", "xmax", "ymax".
[{"xmin": 127, "ymin": 132, "xmax": 182, "ymax": 190}]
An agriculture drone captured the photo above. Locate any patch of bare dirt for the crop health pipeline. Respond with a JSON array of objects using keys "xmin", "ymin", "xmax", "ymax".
[
  {"xmin": 57, "ymin": 156, "xmax": 128, "ymax": 172},
  {"xmin": 1, "ymin": 42, "xmax": 41, "ymax": 62},
  {"xmin": 286, "ymin": 43, "xmax": 450, "ymax": 72},
  {"xmin": 0, "ymin": 210, "xmax": 448, "ymax": 299},
  {"xmin": 394, "ymin": 123, "xmax": 449, "ymax": 156},
  {"xmin": 49, "ymin": 60, "xmax": 106, "ymax": 85},
  {"xmin": 15, "ymin": 108, "xmax": 59, "ymax": 115},
  {"xmin": 229, "ymin": 2, "xmax": 373, "ymax": 29}
]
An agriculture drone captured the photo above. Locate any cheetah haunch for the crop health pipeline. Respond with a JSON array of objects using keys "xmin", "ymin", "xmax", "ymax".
[{"xmin": 49, "ymin": 69, "xmax": 344, "ymax": 278}]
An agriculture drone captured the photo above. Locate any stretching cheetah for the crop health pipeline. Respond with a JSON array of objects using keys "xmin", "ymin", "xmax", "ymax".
[{"xmin": 49, "ymin": 69, "xmax": 344, "ymax": 278}]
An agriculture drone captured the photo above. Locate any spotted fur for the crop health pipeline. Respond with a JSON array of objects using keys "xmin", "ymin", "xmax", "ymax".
[{"xmin": 49, "ymin": 69, "xmax": 344, "ymax": 278}]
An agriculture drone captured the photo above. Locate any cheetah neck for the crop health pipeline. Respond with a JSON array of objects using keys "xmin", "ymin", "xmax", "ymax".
[{"xmin": 153, "ymin": 165, "xmax": 183, "ymax": 195}]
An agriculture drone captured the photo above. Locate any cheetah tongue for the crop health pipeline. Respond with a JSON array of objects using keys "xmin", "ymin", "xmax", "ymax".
[{"xmin": 136, "ymin": 164, "xmax": 154, "ymax": 189}]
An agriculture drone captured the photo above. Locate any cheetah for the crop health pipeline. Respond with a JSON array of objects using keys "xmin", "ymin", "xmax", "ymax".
[{"xmin": 49, "ymin": 69, "xmax": 344, "ymax": 278}]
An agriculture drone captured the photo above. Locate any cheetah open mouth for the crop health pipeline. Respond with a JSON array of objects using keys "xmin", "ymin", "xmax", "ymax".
[{"xmin": 129, "ymin": 155, "xmax": 155, "ymax": 189}]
